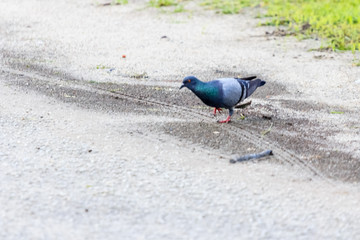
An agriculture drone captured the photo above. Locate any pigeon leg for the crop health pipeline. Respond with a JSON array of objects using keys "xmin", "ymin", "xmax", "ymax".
[
  {"xmin": 218, "ymin": 115, "xmax": 231, "ymax": 123},
  {"xmin": 213, "ymin": 108, "xmax": 222, "ymax": 116},
  {"xmin": 218, "ymin": 108, "xmax": 233, "ymax": 123}
]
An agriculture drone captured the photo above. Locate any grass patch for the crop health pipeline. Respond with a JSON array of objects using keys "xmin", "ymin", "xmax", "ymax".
[
  {"xmin": 330, "ymin": 111, "xmax": 344, "ymax": 114},
  {"xmin": 174, "ymin": 4, "xmax": 185, "ymax": 13},
  {"xmin": 353, "ymin": 58, "xmax": 360, "ymax": 66},
  {"xmin": 96, "ymin": 64, "xmax": 108, "ymax": 69},
  {"xmin": 202, "ymin": 0, "xmax": 261, "ymax": 14},
  {"xmin": 149, "ymin": 0, "xmax": 179, "ymax": 7},
  {"xmin": 113, "ymin": 0, "xmax": 128, "ymax": 4},
  {"xmin": 149, "ymin": 0, "xmax": 187, "ymax": 14},
  {"xmin": 98, "ymin": 0, "xmax": 128, "ymax": 6},
  {"xmin": 202, "ymin": 0, "xmax": 360, "ymax": 52}
]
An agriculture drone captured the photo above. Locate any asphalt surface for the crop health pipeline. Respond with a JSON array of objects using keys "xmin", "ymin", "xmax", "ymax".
[{"xmin": 1, "ymin": 0, "xmax": 360, "ymax": 239}]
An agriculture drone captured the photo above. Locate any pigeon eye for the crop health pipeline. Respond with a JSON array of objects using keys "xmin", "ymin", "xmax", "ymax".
[{"xmin": 188, "ymin": 79, "xmax": 191, "ymax": 83}]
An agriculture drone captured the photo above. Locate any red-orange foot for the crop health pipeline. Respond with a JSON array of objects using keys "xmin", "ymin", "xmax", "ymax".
[
  {"xmin": 213, "ymin": 108, "xmax": 222, "ymax": 116},
  {"xmin": 218, "ymin": 115, "xmax": 231, "ymax": 123},
  {"xmin": 214, "ymin": 108, "xmax": 222, "ymax": 116}
]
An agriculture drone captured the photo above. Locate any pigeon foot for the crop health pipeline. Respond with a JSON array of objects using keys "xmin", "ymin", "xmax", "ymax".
[
  {"xmin": 218, "ymin": 115, "xmax": 231, "ymax": 123},
  {"xmin": 213, "ymin": 108, "xmax": 222, "ymax": 116}
]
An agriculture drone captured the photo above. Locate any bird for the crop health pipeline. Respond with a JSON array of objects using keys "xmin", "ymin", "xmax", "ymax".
[{"xmin": 179, "ymin": 75, "xmax": 266, "ymax": 123}]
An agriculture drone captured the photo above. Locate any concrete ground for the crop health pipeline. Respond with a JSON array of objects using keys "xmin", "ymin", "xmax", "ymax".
[{"xmin": 1, "ymin": 0, "xmax": 360, "ymax": 239}]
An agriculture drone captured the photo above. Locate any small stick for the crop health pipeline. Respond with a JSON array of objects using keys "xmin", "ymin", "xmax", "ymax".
[
  {"xmin": 230, "ymin": 150, "xmax": 273, "ymax": 163},
  {"xmin": 234, "ymin": 100, "xmax": 252, "ymax": 109},
  {"xmin": 261, "ymin": 122, "xmax": 273, "ymax": 136}
]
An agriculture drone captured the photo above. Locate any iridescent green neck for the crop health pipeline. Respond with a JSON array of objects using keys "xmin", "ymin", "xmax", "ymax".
[{"xmin": 194, "ymin": 81, "xmax": 219, "ymax": 98}]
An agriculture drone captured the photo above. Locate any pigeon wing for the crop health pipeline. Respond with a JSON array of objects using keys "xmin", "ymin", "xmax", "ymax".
[{"xmin": 218, "ymin": 78, "xmax": 243, "ymax": 108}]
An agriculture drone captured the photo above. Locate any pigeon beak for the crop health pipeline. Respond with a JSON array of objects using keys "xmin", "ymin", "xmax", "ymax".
[{"xmin": 179, "ymin": 84, "xmax": 185, "ymax": 90}]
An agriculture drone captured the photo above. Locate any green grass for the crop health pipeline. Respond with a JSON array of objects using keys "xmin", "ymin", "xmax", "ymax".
[
  {"xmin": 174, "ymin": 4, "xmax": 185, "ymax": 13},
  {"xmin": 353, "ymin": 57, "xmax": 360, "ymax": 66},
  {"xmin": 202, "ymin": 0, "xmax": 360, "ymax": 52},
  {"xmin": 202, "ymin": 0, "xmax": 261, "ymax": 14},
  {"xmin": 149, "ymin": 0, "xmax": 187, "ymax": 13},
  {"xmin": 113, "ymin": 0, "xmax": 128, "ymax": 4},
  {"xmin": 330, "ymin": 111, "xmax": 344, "ymax": 114},
  {"xmin": 149, "ymin": 0, "xmax": 179, "ymax": 7}
]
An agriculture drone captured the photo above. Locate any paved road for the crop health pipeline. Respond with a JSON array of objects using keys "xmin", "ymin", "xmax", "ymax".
[
  {"xmin": 1, "ymin": 0, "xmax": 360, "ymax": 239},
  {"xmin": 1, "ymin": 73, "xmax": 360, "ymax": 239}
]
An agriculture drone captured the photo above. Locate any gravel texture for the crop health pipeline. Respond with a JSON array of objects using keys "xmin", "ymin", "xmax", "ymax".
[{"xmin": 1, "ymin": 80, "xmax": 360, "ymax": 239}]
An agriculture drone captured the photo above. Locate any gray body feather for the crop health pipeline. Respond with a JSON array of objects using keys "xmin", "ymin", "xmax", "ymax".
[{"xmin": 218, "ymin": 78, "xmax": 243, "ymax": 108}]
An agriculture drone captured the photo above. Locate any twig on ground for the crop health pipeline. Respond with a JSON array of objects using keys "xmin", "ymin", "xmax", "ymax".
[
  {"xmin": 234, "ymin": 101, "xmax": 252, "ymax": 109},
  {"xmin": 261, "ymin": 122, "xmax": 273, "ymax": 136},
  {"xmin": 230, "ymin": 150, "xmax": 273, "ymax": 163}
]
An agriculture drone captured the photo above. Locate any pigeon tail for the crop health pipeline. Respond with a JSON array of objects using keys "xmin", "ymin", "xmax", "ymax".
[{"xmin": 236, "ymin": 76, "xmax": 257, "ymax": 81}]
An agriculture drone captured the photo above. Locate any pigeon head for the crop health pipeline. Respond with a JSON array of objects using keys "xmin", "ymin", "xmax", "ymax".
[{"xmin": 179, "ymin": 76, "xmax": 199, "ymax": 90}]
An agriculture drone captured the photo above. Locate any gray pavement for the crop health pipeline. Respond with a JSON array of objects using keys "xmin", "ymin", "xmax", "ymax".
[{"xmin": 1, "ymin": 0, "xmax": 360, "ymax": 239}]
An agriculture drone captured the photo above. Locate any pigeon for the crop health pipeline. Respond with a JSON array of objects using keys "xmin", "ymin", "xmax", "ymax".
[{"xmin": 179, "ymin": 75, "xmax": 266, "ymax": 123}]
